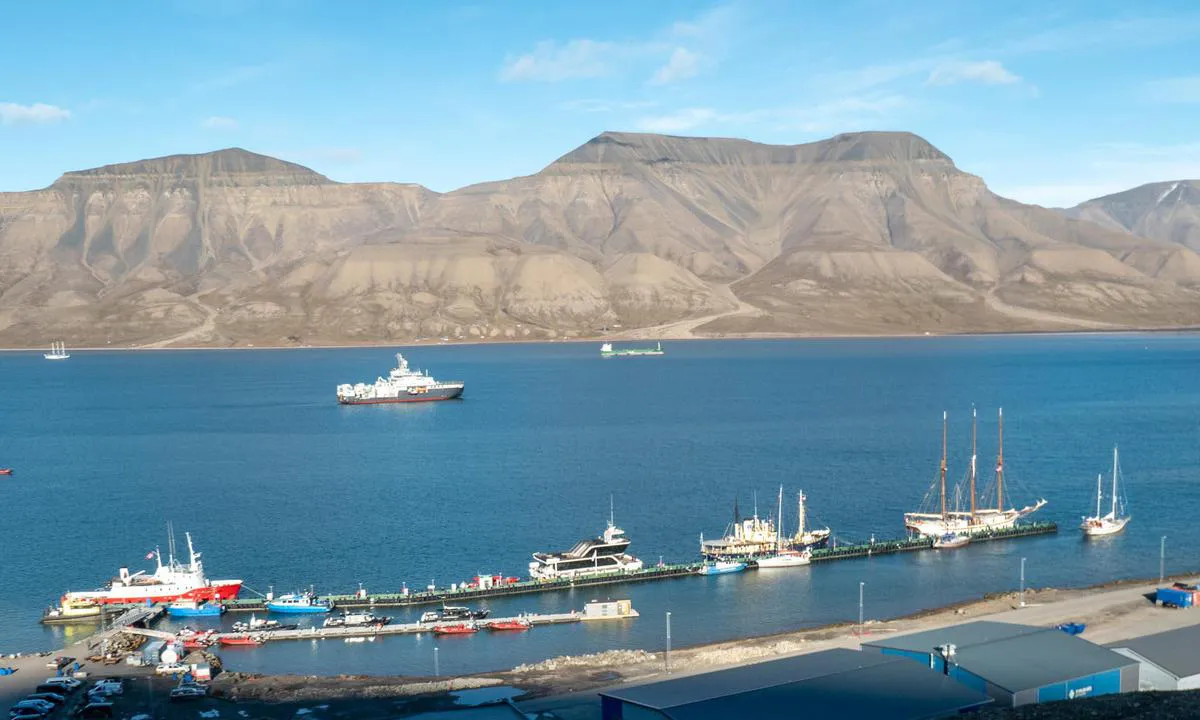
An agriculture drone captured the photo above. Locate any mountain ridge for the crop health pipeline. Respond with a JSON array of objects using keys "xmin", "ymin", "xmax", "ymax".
[{"xmin": 1, "ymin": 131, "xmax": 1199, "ymax": 347}]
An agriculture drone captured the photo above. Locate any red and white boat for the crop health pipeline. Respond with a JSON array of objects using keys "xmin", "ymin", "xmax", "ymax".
[
  {"xmin": 0, "ymin": 469, "xmax": 12, "ymax": 476},
  {"xmin": 52, "ymin": 531, "xmax": 242, "ymax": 609}
]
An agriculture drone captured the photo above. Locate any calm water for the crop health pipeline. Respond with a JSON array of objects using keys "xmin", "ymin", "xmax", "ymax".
[{"xmin": 2, "ymin": 336, "xmax": 1199, "ymax": 676}]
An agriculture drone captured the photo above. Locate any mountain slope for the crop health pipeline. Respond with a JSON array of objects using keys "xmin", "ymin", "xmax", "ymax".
[
  {"xmin": 1, "ymin": 135, "xmax": 1199, "ymax": 347},
  {"xmin": 1066, "ymin": 180, "xmax": 1200, "ymax": 252}
]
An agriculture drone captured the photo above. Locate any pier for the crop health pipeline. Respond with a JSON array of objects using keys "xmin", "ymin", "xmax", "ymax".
[{"xmin": 212, "ymin": 612, "xmax": 586, "ymax": 644}]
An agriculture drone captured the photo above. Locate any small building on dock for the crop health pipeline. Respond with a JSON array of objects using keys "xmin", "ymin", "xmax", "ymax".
[
  {"xmin": 598, "ymin": 649, "xmax": 992, "ymax": 720},
  {"xmin": 862, "ymin": 621, "xmax": 1138, "ymax": 707},
  {"xmin": 582, "ymin": 599, "xmax": 638, "ymax": 621},
  {"xmin": 1108, "ymin": 624, "xmax": 1200, "ymax": 691}
]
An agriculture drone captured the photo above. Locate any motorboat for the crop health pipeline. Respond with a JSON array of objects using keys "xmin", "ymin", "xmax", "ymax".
[
  {"xmin": 266, "ymin": 592, "xmax": 332, "ymax": 614},
  {"xmin": 697, "ymin": 560, "xmax": 746, "ymax": 575}
]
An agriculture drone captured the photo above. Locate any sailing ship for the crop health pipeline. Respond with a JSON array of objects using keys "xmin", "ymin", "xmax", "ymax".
[
  {"xmin": 44, "ymin": 341, "xmax": 70, "ymax": 360},
  {"xmin": 1081, "ymin": 446, "xmax": 1130, "ymax": 537},
  {"xmin": 600, "ymin": 342, "xmax": 664, "ymax": 357},
  {"xmin": 756, "ymin": 486, "xmax": 813, "ymax": 568},
  {"xmin": 904, "ymin": 409, "xmax": 1047, "ymax": 538}
]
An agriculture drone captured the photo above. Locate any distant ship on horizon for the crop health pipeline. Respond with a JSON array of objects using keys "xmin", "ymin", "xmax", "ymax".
[
  {"xmin": 601, "ymin": 342, "xmax": 663, "ymax": 357},
  {"xmin": 336, "ymin": 353, "xmax": 464, "ymax": 404}
]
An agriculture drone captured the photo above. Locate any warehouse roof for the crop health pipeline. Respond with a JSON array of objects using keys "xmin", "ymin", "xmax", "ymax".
[
  {"xmin": 601, "ymin": 649, "xmax": 992, "ymax": 720},
  {"xmin": 862, "ymin": 621, "xmax": 1046, "ymax": 654},
  {"xmin": 1109, "ymin": 624, "xmax": 1200, "ymax": 680},
  {"xmin": 952, "ymin": 630, "xmax": 1136, "ymax": 692}
]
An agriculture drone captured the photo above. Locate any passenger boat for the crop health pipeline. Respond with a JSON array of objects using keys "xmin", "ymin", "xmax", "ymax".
[
  {"xmin": 323, "ymin": 611, "xmax": 390, "ymax": 628},
  {"xmin": 932, "ymin": 533, "xmax": 970, "ymax": 549},
  {"xmin": 529, "ymin": 501, "xmax": 644, "ymax": 580},
  {"xmin": 266, "ymin": 592, "xmax": 332, "ymax": 614},
  {"xmin": 433, "ymin": 623, "xmax": 478, "ymax": 635},
  {"xmin": 904, "ymin": 409, "xmax": 1047, "ymax": 538},
  {"xmin": 336, "ymin": 353, "xmax": 464, "ymax": 404},
  {"xmin": 218, "ymin": 635, "xmax": 263, "ymax": 646},
  {"xmin": 45, "ymin": 530, "xmax": 242, "ymax": 616},
  {"xmin": 1081, "ymin": 446, "xmax": 1131, "ymax": 537},
  {"xmin": 487, "ymin": 619, "xmax": 532, "ymax": 631},
  {"xmin": 166, "ymin": 600, "xmax": 224, "ymax": 617},
  {"xmin": 697, "ymin": 560, "xmax": 746, "ymax": 575}
]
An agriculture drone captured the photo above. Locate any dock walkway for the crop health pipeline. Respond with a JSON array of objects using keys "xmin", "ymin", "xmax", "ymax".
[{"xmin": 212, "ymin": 612, "xmax": 584, "ymax": 643}]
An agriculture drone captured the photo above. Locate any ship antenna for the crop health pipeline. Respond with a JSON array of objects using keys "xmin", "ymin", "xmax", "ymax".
[
  {"xmin": 753, "ymin": 491, "xmax": 758, "ymax": 520},
  {"xmin": 609, "ymin": 493, "xmax": 615, "ymax": 529}
]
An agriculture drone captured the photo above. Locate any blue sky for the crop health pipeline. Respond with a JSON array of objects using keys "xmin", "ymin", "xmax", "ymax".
[{"xmin": 1, "ymin": 0, "xmax": 1198, "ymax": 206}]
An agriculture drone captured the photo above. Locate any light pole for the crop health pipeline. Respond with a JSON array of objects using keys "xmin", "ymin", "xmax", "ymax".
[
  {"xmin": 1019, "ymin": 557, "xmax": 1026, "ymax": 608},
  {"xmin": 858, "ymin": 582, "xmax": 865, "ymax": 635},
  {"xmin": 665, "ymin": 611, "xmax": 672, "ymax": 673},
  {"xmin": 434, "ymin": 646, "xmax": 440, "ymax": 678},
  {"xmin": 1160, "ymin": 536, "xmax": 1167, "ymax": 584}
]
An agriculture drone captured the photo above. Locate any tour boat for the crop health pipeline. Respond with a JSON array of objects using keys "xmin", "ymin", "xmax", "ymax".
[
  {"xmin": 697, "ymin": 560, "xmax": 746, "ymax": 575},
  {"xmin": 904, "ymin": 409, "xmax": 1047, "ymax": 538},
  {"xmin": 487, "ymin": 619, "xmax": 532, "ymax": 631},
  {"xmin": 932, "ymin": 533, "xmax": 970, "ymax": 549},
  {"xmin": 1081, "ymin": 446, "xmax": 1131, "ymax": 537},
  {"xmin": 433, "ymin": 623, "xmax": 478, "ymax": 635},
  {"xmin": 529, "ymin": 500, "xmax": 644, "ymax": 580},
  {"xmin": 166, "ymin": 600, "xmax": 225, "ymax": 617},
  {"xmin": 218, "ymin": 635, "xmax": 263, "ymax": 646},
  {"xmin": 266, "ymin": 592, "xmax": 332, "ymax": 614},
  {"xmin": 47, "ymin": 530, "xmax": 242, "ymax": 612}
]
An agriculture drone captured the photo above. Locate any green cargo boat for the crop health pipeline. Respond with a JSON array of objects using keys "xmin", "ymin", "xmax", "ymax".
[{"xmin": 600, "ymin": 342, "xmax": 664, "ymax": 357}]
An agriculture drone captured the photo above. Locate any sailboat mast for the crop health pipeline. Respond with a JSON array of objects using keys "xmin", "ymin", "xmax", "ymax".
[
  {"xmin": 970, "ymin": 407, "xmax": 977, "ymax": 519},
  {"xmin": 797, "ymin": 491, "xmax": 806, "ymax": 537},
  {"xmin": 776, "ymin": 485, "xmax": 784, "ymax": 552},
  {"xmin": 1111, "ymin": 446, "xmax": 1119, "ymax": 517},
  {"xmin": 940, "ymin": 411, "xmax": 948, "ymax": 519},
  {"xmin": 995, "ymin": 408, "xmax": 1004, "ymax": 511}
]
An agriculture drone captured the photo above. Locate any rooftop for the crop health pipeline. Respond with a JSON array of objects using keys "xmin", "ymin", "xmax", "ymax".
[
  {"xmin": 862, "ymin": 621, "xmax": 1047, "ymax": 654},
  {"xmin": 1109, "ymin": 624, "xmax": 1200, "ymax": 679}
]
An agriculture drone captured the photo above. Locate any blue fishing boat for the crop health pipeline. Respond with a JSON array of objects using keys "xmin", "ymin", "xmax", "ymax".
[
  {"xmin": 266, "ymin": 592, "xmax": 332, "ymax": 614},
  {"xmin": 166, "ymin": 600, "xmax": 224, "ymax": 617},
  {"xmin": 697, "ymin": 560, "xmax": 746, "ymax": 576}
]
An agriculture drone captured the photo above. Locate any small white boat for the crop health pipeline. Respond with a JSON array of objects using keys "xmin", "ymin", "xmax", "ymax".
[
  {"xmin": 932, "ymin": 533, "xmax": 970, "ymax": 549},
  {"xmin": 1082, "ymin": 446, "xmax": 1130, "ymax": 537},
  {"xmin": 44, "ymin": 341, "xmax": 70, "ymax": 360},
  {"xmin": 756, "ymin": 549, "xmax": 812, "ymax": 567}
]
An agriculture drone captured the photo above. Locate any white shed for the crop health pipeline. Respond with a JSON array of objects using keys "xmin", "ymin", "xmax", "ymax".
[{"xmin": 1109, "ymin": 624, "xmax": 1200, "ymax": 691}]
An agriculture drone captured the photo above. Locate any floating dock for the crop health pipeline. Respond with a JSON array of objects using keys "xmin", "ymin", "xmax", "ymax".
[{"xmin": 212, "ymin": 612, "xmax": 586, "ymax": 644}]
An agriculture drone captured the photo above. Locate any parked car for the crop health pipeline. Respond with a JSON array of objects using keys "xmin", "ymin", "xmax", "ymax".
[
  {"xmin": 23, "ymin": 694, "xmax": 65, "ymax": 707},
  {"xmin": 9, "ymin": 701, "xmax": 53, "ymax": 714},
  {"xmin": 40, "ymin": 677, "xmax": 81, "ymax": 691},
  {"xmin": 90, "ymin": 679, "xmax": 123, "ymax": 695},
  {"xmin": 74, "ymin": 702, "xmax": 114, "ymax": 719},
  {"xmin": 8, "ymin": 707, "xmax": 49, "ymax": 719},
  {"xmin": 169, "ymin": 685, "xmax": 207, "ymax": 701},
  {"xmin": 155, "ymin": 662, "xmax": 188, "ymax": 675}
]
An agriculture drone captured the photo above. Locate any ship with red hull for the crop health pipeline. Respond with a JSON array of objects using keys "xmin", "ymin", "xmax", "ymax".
[
  {"xmin": 336, "ymin": 353, "xmax": 464, "ymax": 405},
  {"xmin": 42, "ymin": 531, "xmax": 242, "ymax": 622}
]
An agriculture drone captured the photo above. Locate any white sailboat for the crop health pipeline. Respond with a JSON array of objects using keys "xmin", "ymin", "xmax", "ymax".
[
  {"xmin": 757, "ymin": 485, "xmax": 812, "ymax": 568},
  {"xmin": 44, "ymin": 340, "xmax": 70, "ymax": 360},
  {"xmin": 904, "ymin": 408, "xmax": 1047, "ymax": 538},
  {"xmin": 1081, "ymin": 446, "xmax": 1130, "ymax": 537}
]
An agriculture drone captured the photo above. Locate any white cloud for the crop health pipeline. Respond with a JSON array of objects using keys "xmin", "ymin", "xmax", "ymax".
[
  {"xmin": 649, "ymin": 48, "xmax": 701, "ymax": 86},
  {"xmin": 927, "ymin": 60, "xmax": 1021, "ymax": 86},
  {"xmin": 0, "ymin": 102, "xmax": 71, "ymax": 125},
  {"xmin": 636, "ymin": 108, "xmax": 719, "ymax": 133},
  {"xmin": 1142, "ymin": 76, "xmax": 1200, "ymax": 104},
  {"xmin": 500, "ymin": 39, "xmax": 620, "ymax": 82},
  {"xmin": 202, "ymin": 115, "xmax": 238, "ymax": 130}
]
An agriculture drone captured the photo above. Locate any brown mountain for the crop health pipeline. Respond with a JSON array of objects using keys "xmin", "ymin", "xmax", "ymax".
[
  {"xmin": 2, "ymin": 134, "xmax": 1199, "ymax": 348},
  {"xmin": 1065, "ymin": 180, "xmax": 1200, "ymax": 252}
]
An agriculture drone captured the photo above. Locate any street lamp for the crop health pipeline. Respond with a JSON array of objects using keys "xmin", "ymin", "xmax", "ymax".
[
  {"xmin": 434, "ymin": 646, "xmax": 440, "ymax": 677},
  {"xmin": 858, "ymin": 582, "xmax": 865, "ymax": 635},
  {"xmin": 665, "ymin": 611, "xmax": 672, "ymax": 673},
  {"xmin": 1019, "ymin": 557, "xmax": 1026, "ymax": 608},
  {"xmin": 1160, "ymin": 536, "xmax": 1167, "ymax": 584}
]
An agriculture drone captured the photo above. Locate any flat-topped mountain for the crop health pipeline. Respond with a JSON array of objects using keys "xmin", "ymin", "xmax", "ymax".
[{"xmin": 1, "ymin": 133, "xmax": 1198, "ymax": 347}]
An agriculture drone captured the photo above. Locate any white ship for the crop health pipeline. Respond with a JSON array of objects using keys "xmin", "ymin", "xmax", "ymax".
[
  {"xmin": 1081, "ymin": 446, "xmax": 1130, "ymax": 537},
  {"xmin": 755, "ymin": 486, "xmax": 812, "ymax": 568},
  {"xmin": 530, "ymin": 503, "xmax": 644, "ymax": 580},
  {"xmin": 336, "ymin": 353, "xmax": 464, "ymax": 404},
  {"xmin": 702, "ymin": 490, "xmax": 829, "ymax": 559},
  {"xmin": 44, "ymin": 341, "xmax": 70, "ymax": 360},
  {"xmin": 904, "ymin": 408, "xmax": 1046, "ymax": 538}
]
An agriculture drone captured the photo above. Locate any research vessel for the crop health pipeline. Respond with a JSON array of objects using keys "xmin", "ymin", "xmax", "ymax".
[{"xmin": 336, "ymin": 353, "xmax": 464, "ymax": 404}]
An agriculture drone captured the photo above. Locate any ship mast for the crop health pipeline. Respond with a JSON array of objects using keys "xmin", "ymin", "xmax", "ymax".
[
  {"xmin": 995, "ymin": 408, "xmax": 1004, "ymax": 512},
  {"xmin": 1095, "ymin": 473, "xmax": 1102, "ymax": 519},
  {"xmin": 940, "ymin": 411, "xmax": 948, "ymax": 520},
  {"xmin": 970, "ymin": 407, "xmax": 977, "ymax": 520},
  {"xmin": 776, "ymin": 485, "xmax": 784, "ymax": 552},
  {"xmin": 1111, "ymin": 446, "xmax": 1119, "ymax": 519},
  {"xmin": 797, "ymin": 490, "xmax": 806, "ymax": 538}
]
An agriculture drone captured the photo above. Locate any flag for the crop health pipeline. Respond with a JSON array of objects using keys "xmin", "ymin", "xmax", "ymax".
[{"xmin": 145, "ymin": 551, "xmax": 155, "ymax": 560}]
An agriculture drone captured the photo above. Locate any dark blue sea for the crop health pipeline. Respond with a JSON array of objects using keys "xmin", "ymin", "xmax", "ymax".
[{"xmin": 2, "ymin": 336, "xmax": 1198, "ymax": 676}]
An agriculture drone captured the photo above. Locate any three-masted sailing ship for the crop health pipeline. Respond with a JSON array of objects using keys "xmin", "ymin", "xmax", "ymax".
[
  {"xmin": 904, "ymin": 408, "xmax": 1047, "ymax": 538},
  {"xmin": 1081, "ymin": 446, "xmax": 1130, "ymax": 537}
]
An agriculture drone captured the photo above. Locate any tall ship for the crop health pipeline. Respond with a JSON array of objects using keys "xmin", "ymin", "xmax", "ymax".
[
  {"xmin": 336, "ymin": 352, "xmax": 464, "ymax": 404},
  {"xmin": 44, "ymin": 340, "xmax": 70, "ymax": 360},
  {"xmin": 1081, "ymin": 446, "xmax": 1131, "ymax": 537},
  {"xmin": 600, "ymin": 342, "xmax": 664, "ymax": 358},
  {"xmin": 701, "ymin": 491, "xmax": 829, "ymax": 560},
  {"xmin": 529, "ymin": 505, "xmax": 644, "ymax": 580},
  {"xmin": 43, "ymin": 531, "xmax": 242, "ymax": 620},
  {"xmin": 904, "ymin": 408, "xmax": 1047, "ymax": 538}
]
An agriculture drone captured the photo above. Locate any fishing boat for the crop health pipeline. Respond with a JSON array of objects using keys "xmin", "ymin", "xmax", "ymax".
[
  {"xmin": 44, "ymin": 341, "xmax": 70, "ymax": 360},
  {"xmin": 433, "ymin": 623, "xmax": 478, "ymax": 635},
  {"xmin": 1081, "ymin": 446, "xmax": 1131, "ymax": 537},
  {"xmin": 904, "ymin": 409, "xmax": 1047, "ymax": 538},
  {"xmin": 697, "ymin": 560, "xmax": 746, "ymax": 575},
  {"xmin": 218, "ymin": 635, "xmax": 263, "ymax": 647},
  {"xmin": 932, "ymin": 533, "xmax": 970, "ymax": 549},
  {"xmin": 266, "ymin": 592, "xmax": 332, "ymax": 614},
  {"xmin": 487, "ymin": 619, "xmax": 532, "ymax": 631},
  {"xmin": 600, "ymin": 342, "xmax": 664, "ymax": 357},
  {"xmin": 755, "ymin": 486, "xmax": 813, "ymax": 568},
  {"xmin": 166, "ymin": 600, "xmax": 224, "ymax": 617}
]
